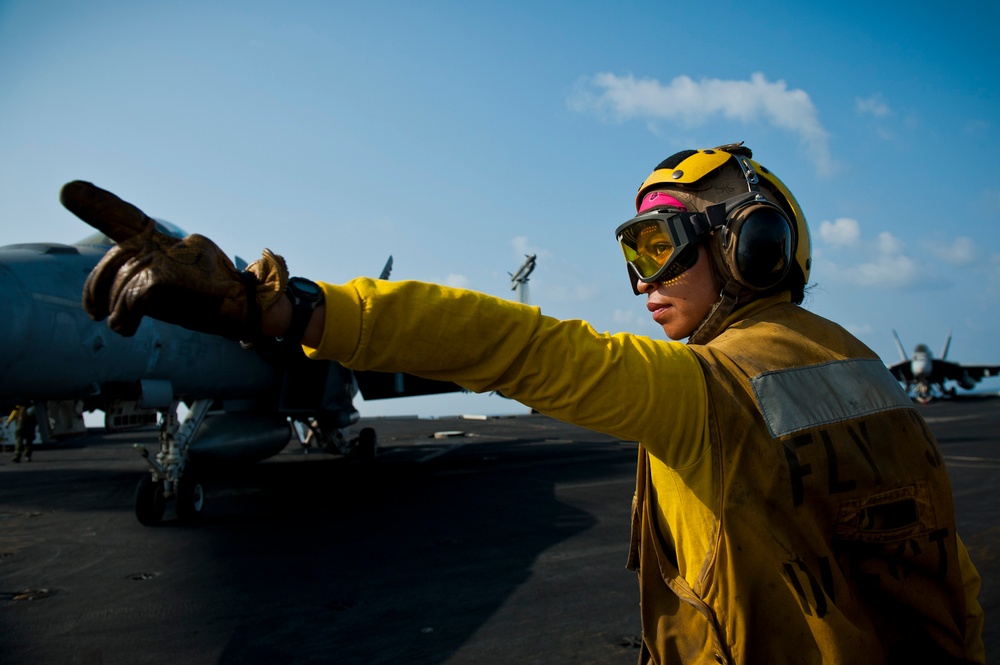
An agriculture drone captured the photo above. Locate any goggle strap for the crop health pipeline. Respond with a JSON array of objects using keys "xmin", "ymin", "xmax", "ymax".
[
  {"xmin": 663, "ymin": 209, "xmax": 715, "ymax": 246},
  {"xmin": 672, "ymin": 214, "xmax": 699, "ymax": 246},
  {"xmin": 726, "ymin": 191, "xmax": 761, "ymax": 213},
  {"xmin": 701, "ymin": 192, "xmax": 764, "ymax": 232},
  {"xmin": 703, "ymin": 201, "xmax": 730, "ymax": 230}
]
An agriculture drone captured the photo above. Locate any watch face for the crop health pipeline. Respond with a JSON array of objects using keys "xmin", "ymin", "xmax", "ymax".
[{"xmin": 289, "ymin": 277, "xmax": 323, "ymax": 298}]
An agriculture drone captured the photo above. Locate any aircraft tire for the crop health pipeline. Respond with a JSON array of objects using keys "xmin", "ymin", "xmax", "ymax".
[
  {"xmin": 322, "ymin": 428, "xmax": 346, "ymax": 456},
  {"xmin": 176, "ymin": 474, "xmax": 205, "ymax": 522},
  {"xmin": 135, "ymin": 474, "xmax": 166, "ymax": 526},
  {"xmin": 354, "ymin": 427, "xmax": 377, "ymax": 461}
]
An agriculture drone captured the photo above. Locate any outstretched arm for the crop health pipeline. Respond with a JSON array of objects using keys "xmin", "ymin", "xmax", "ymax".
[{"xmin": 64, "ymin": 180, "xmax": 707, "ymax": 453}]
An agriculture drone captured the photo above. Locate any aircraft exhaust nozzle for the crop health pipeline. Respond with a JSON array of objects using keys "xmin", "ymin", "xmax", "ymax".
[{"xmin": 187, "ymin": 413, "xmax": 292, "ymax": 466}]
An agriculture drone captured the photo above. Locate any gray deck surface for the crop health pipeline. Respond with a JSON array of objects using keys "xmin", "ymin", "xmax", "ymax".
[{"xmin": 2, "ymin": 399, "xmax": 998, "ymax": 664}]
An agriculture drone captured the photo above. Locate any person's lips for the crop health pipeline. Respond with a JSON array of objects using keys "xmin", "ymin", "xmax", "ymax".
[{"xmin": 647, "ymin": 299, "xmax": 671, "ymax": 324}]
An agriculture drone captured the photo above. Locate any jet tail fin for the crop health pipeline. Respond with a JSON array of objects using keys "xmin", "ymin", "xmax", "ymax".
[
  {"xmin": 892, "ymin": 330, "xmax": 908, "ymax": 362},
  {"xmin": 379, "ymin": 256, "xmax": 393, "ymax": 281}
]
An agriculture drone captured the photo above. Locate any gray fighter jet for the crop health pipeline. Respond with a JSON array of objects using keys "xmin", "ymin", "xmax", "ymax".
[
  {"xmin": 0, "ymin": 220, "xmax": 460, "ymax": 525},
  {"xmin": 889, "ymin": 330, "xmax": 1000, "ymax": 403}
]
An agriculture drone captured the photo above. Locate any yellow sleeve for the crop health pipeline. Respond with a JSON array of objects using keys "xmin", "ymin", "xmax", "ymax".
[{"xmin": 304, "ymin": 279, "xmax": 708, "ymax": 466}]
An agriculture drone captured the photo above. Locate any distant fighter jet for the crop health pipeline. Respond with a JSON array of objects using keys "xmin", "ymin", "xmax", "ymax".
[
  {"xmin": 0, "ymin": 220, "xmax": 460, "ymax": 525},
  {"xmin": 888, "ymin": 330, "xmax": 1000, "ymax": 404}
]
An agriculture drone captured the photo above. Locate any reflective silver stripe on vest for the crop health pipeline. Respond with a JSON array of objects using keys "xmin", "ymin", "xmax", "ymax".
[{"xmin": 751, "ymin": 358, "xmax": 913, "ymax": 438}]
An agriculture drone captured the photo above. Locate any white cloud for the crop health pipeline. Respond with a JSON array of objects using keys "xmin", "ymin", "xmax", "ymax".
[
  {"xmin": 844, "ymin": 322, "xmax": 875, "ymax": 337},
  {"xmin": 856, "ymin": 94, "xmax": 891, "ymax": 117},
  {"xmin": 444, "ymin": 273, "xmax": 470, "ymax": 289},
  {"xmin": 875, "ymin": 231, "xmax": 904, "ymax": 255},
  {"xmin": 818, "ymin": 218, "xmax": 860, "ymax": 246},
  {"xmin": 511, "ymin": 235, "xmax": 551, "ymax": 260},
  {"xmin": 613, "ymin": 308, "xmax": 640, "ymax": 327},
  {"xmin": 847, "ymin": 232, "xmax": 920, "ymax": 288},
  {"xmin": 542, "ymin": 282, "xmax": 602, "ymax": 307},
  {"xmin": 814, "ymin": 228, "xmax": 924, "ymax": 289},
  {"xmin": 926, "ymin": 236, "xmax": 976, "ymax": 266},
  {"xmin": 512, "ymin": 235, "xmax": 532, "ymax": 255},
  {"xmin": 571, "ymin": 71, "xmax": 832, "ymax": 176},
  {"xmin": 851, "ymin": 251, "xmax": 920, "ymax": 288}
]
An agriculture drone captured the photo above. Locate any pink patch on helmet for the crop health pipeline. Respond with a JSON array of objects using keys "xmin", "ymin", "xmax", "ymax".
[{"xmin": 638, "ymin": 191, "xmax": 688, "ymax": 213}]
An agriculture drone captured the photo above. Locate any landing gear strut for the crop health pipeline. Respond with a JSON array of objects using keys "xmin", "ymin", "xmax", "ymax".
[
  {"xmin": 133, "ymin": 400, "xmax": 211, "ymax": 526},
  {"xmin": 298, "ymin": 416, "xmax": 378, "ymax": 462}
]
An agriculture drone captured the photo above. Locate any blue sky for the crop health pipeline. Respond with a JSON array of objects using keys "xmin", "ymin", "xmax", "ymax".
[{"xmin": 2, "ymin": 1, "xmax": 999, "ymax": 418}]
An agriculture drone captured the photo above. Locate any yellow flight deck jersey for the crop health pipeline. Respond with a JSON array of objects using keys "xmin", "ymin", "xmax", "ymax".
[{"xmin": 305, "ymin": 279, "xmax": 984, "ymax": 665}]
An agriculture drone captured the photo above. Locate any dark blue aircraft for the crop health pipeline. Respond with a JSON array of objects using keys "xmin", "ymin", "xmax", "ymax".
[{"xmin": 0, "ymin": 219, "xmax": 460, "ymax": 524}]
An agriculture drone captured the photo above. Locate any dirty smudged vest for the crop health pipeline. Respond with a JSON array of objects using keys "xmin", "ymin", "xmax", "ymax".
[{"xmin": 628, "ymin": 303, "xmax": 978, "ymax": 664}]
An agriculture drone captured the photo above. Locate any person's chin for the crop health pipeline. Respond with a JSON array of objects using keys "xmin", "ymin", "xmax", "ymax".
[{"xmin": 661, "ymin": 324, "xmax": 690, "ymax": 341}]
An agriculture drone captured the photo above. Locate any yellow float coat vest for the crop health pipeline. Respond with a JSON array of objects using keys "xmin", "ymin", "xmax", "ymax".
[{"xmin": 628, "ymin": 301, "xmax": 984, "ymax": 664}]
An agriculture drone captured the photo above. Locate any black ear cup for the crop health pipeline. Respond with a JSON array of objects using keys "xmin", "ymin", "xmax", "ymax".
[{"xmin": 726, "ymin": 203, "xmax": 793, "ymax": 290}]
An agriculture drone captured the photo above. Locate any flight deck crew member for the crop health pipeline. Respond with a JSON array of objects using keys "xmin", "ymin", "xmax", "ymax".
[
  {"xmin": 62, "ymin": 142, "xmax": 985, "ymax": 664},
  {"xmin": 9, "ymin": 403, "xmax": 37, "ymax": 463}
]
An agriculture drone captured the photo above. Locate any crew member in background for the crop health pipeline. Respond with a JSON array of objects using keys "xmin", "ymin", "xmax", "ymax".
[{"xmin": 9, "ymin": 403, "xmax": 37, "ymax": 463}]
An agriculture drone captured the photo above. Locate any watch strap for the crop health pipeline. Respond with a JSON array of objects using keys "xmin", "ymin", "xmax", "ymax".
[{"xmin": 283, "ymin": 278, "xmax": 323, "ymax": 346}]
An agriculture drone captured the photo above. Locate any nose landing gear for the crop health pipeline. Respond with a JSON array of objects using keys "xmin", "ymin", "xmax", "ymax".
[{"xmin": 133, "ymin": 400, "xmax": 211, "ymax": 526}]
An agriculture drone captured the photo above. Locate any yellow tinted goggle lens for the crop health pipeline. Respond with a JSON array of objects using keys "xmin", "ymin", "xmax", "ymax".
[{"xmin": 618, "ymin": 220, "xmax": 677, "ymax": 279}]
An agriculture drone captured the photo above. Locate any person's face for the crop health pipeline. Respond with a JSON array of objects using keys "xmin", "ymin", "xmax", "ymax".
[{"xmin": 636, "ymin": 244, "xmax": 718, "ymax": 340}]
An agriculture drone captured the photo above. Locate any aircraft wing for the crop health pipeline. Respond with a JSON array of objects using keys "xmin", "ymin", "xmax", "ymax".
[
  {"xmin": 938, "ymin": 361, "xmax": 1000, "ymax": 383},
  {"xmin": 353, "ymin": 370, "xmax": 465, "ymax": 401}
]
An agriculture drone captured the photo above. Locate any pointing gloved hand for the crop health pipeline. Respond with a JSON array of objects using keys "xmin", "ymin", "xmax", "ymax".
[{"xmin": 61, "ymin": 180, "xmax": 288, "ymax": 341}]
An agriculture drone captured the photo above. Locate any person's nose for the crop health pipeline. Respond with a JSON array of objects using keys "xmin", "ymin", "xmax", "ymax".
[{"xmin": 636, "ymin": 279, "xmax": 656, "ymax": 295}]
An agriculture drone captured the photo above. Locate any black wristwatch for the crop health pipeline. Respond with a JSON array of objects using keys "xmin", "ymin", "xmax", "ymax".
[{"xmin": 282, "ymin": 277, "xmax": 324, "ymax": 345}]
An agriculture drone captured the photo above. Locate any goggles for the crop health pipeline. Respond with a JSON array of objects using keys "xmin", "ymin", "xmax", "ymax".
[{"xmin": 615, "ymin": 206, "xmax": 712, "ymax": 289}]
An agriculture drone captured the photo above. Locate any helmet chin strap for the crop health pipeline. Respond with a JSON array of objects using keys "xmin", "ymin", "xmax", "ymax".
[
  {"xmin": 688, "ymin": 278, "xmax": 743, "ymax": 345},
  {"xmin": 687, "ymin": 228, "xmax": 745, "ymax": 345}
]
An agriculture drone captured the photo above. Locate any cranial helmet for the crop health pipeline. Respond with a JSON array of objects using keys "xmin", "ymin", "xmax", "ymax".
[{"xmin": 627, "ymin": 142, "xmax": 811, "ymax": 342}]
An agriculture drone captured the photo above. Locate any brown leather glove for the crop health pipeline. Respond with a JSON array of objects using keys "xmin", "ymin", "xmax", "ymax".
[{"xmin": 61, "ymin": 181, "xmax": 288, "ymax": 341}]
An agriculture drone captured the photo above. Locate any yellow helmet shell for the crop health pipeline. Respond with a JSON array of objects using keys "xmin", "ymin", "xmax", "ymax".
[{"xmin": 635, "ymin": 146, "xmax": 811, "ymax": 288}]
